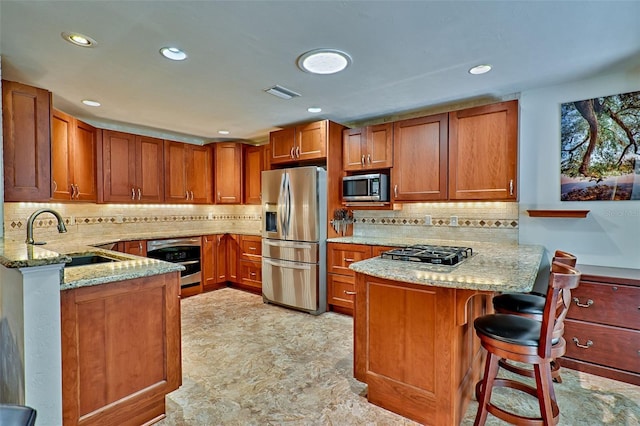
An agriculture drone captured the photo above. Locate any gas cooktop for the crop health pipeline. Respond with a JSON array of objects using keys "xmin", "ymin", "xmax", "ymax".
[{"xmin": 380, "ymin": 245, "xmax": 473, "ymax": 266}]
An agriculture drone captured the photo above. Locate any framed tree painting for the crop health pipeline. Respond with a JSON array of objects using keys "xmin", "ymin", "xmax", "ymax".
[{"xmin": 560, "ymin": 90, "xmax": 640, "ymax": 201}]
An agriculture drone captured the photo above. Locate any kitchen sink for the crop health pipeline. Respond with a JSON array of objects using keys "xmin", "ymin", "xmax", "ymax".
[{"xmin": 66, "ymin": 254, "xmax": 120, "ymax": 268}]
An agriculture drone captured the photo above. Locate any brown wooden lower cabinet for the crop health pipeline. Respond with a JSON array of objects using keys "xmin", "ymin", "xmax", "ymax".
[
  {"xmin": 354, "ymin": 272, "xmax": 491, "ymax": 425},
  {"xmin": 60, "ymin": 272, "xmax": 182, "ymax": 426},
  {"xmin": 560, "ymin": 265, "xmax": 640, "ymax": 386},
  {"xmin": 116, "ymin": 240, "xmax": 147, "ymax": 257}
]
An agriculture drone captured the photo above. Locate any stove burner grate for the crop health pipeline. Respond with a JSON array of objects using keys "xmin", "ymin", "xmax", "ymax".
[{"xmin": 380, "ymin": 245, "xmax": 473, "ymax": 266}]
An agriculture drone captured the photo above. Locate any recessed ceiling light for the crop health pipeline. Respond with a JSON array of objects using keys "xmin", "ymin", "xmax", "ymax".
[
  {"xmin": 160, "ymin": 47, "xmax": 187, "ymax": 61},
  {"xmin": 297, "ymin": 49, "xmax": 352, "ymax": 75},
  {"xmin": 61, "ymin": 32, "xmax": 97, "ymax": 47},
  {"xmin": 81, "ymin": 99, "xmax": 101, "ymax": 107},
  {"xmin": 218, "ymin": 130, "xmax": 230, "ymax": 135},
  {"xmin": 307, "ymin": 107, "xmax": 322, "ymax": 113},
  {"xmin": 469, "ymin": 64, "xmax": 492, "ymax": 75}
]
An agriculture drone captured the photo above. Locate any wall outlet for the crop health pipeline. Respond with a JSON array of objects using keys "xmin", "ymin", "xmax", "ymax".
[
  {"xmin": 115, "ymin": 214, "xmax": 124, "ymax": 224},
  {"xmin": 424, "ymin": 215, "xmax": 432, "ymax": 226},
  {"xmin": 450, "ymin": 215, "xmax": 458, "ymax": 227},
  {"xmin": 68, "ymin": 216, "xmax": 75, "ymax": 226},
  {"xmin": 208, "ymin": 212, "xmax": 214, "ymax": 220}
]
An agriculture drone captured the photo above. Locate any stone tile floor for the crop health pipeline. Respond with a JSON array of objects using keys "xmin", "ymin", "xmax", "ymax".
[{"xmin": 159, "ymin": 288, "xmax": 640, "ymax": 425}]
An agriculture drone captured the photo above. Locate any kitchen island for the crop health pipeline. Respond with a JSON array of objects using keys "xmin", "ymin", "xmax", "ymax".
[
  {"xmin": 347, "ymin": 240, "xmax": 545, "ymax": 426},
  {"xmin": 0, "ymin": 239, "xmax": 184, "ymax": 426}
]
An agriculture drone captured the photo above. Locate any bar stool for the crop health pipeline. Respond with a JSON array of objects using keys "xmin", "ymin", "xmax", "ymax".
[
  {"xmin": 473, "ymin": 261, "xmax": 581, "ymax": 425},
  {"xmin": 0, "ymin": 404, "xmax": 37, "ymax": 426},
  {"xmin": 491, "ymin": 250, "xmax": 576, "ymax": 383}
]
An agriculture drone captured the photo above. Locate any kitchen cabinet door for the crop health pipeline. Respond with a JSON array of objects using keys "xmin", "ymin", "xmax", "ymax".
[
  {"xmin": 2, "ymin": 80, "xmax": 52, "ymax": 201},
  {"xmin": 164, "ymin": 141, "xmax": 212, "ymax": 204},
  {"xmin": 214, "ymin": 142, "xmax": 242, "ymax": 204},
  {"xmin": 343, "ymin": 124, "xmax": 393, "ymax": 171},
  {"xmin": 270, "ymin": 127, "xmax": 296, "ymax": 164},
  {"xmin": 448, "ymin": 100, "xmax": 518, "ymax": 200},
  {"xmin": 202, "ymin": 234, "xmax": 225, "ymax": 292},
  {"xmin": 244, "ymin": 144, "xmax": 265, "ymax": 204},
  {"xmin": 116, "ymin": 240, "xmax": 147, "ymax": 257},
  {"xmin": 101, "ymin": 130, "xmax": 137, "ymax": 202},
  {"xmin": 392, "ymin": 113, "xmax": 448, "ymax": 201},
  {"xmin": 296, "ymin": 120, "xmax": 326, "ymax": 161},
  {"xmin": 226, "ymin": 234, "xmax": 239, "ymax": 283},
  {"xmin": 101, "ymin": 131, "xmax": 163, "ymax": 203},
  {"xmin": 135, "ymin": 135, "xmax": 164, "ymax": 203},
  {"xmin": 52, "ymin": 109, "xmax": 97, "ymax": 201}
]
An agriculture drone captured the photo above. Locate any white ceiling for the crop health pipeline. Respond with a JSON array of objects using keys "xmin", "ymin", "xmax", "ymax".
[{"xmin": 1, "ymin": 1, "xmax": 639, "ymax": 145}]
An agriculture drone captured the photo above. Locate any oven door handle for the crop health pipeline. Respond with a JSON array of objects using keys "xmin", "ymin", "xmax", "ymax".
[{"xmin": 177, "ymin": 260, "xmax": 200, "ymax": 266}]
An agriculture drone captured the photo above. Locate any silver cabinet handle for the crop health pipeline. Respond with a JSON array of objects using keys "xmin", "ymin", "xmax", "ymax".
[
  {"xmin": 344, "ymin": 290, "xmax": 356, "ymax": 295},
  {"xmin": 509, "ymin": 179, "xmax": 514, "ymax": 196},
  {"xmin": 361, "ymin": 154, "xmax": 365, "ymax": 166},
  {"xmin": 70, "ymin": 184, "xmax": 75, "ymax": 199},
  {"xmin": 394, "ymin": 184, "xmax": 398, "ymax": 198},
  {"xmin": 138, "ymin": 242, "xmax": 142, "ymax": 252},
  {"xmin": 296, "ymin": 146, "xmax": 300, "ymax": 158},
  {"xmin": 367, "ymin": 154, "xmax": 371, "ymax": 164},
  {"xmin": 217, "ymin": 191, "xmax": 221, "ymax": 202},
  {"xmin": 52, "ymin": 180, "xmax": 57, "ymax": 193},
  {"xmin": 572, "ymin": 297, "xmax": 594, "ymax": 308},
  {"xmin": 137, "ymin": 188, "xmax": 141, "ymax": 200},
  {"xmin": 344, "ymin": 258, "xmax": 355, "ymax": 263},
  {"xmin": 190, "ymin": 190, "xmax": 194, "ymax": 200},
  {"xmin": 290, "ymin": 146, "xmax": 295, "ymax": 159},
  {"xmin": 572, "ymin": 337, "xmax": 593, "ymax": 349},
  {"xmin": 132, "ymin": 188, "xmax": 136, "ymax": 200},
  {"xmin": 185, "ymin": 191, "xmax": 189, "ymax": 200},
  {"xmin": 75, "ymin": 184, "xmax": 80, "ymax": 199}
]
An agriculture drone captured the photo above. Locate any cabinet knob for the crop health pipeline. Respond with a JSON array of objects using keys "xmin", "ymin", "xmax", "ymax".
[{"xmin": 572, "ymin": 297, "xmax": 594, "ymax": 308}]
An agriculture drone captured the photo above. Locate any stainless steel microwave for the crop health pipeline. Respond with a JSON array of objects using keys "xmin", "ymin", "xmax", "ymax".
[{"xmin": 342, "ymin": 173, "xmax": 389, "ymax": 202}]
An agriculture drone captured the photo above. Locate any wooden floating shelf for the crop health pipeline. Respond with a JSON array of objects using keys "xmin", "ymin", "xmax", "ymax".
[{"xmin": 526, "ymin": 210, "xmax": 590, "ymax": 218}]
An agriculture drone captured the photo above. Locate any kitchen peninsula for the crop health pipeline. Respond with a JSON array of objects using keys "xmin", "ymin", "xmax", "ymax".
[
  {"xmin": 0, "ymin": 239, "xmax": 184, "ymax": 426},
  {"xmin": 344, "ymin": 238, "xmax": 545, "ymax": 425}
]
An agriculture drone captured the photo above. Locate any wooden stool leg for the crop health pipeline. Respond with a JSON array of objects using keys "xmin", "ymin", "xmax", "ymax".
[
  {"xmin": 551, "ymin": 358, "xmax": 562, "ymax": 383},
  {"xmin": 534, "ymin": 363, "xmax": 558, "ymax": 425},
  {"xmin": 474, "ymin": 351, "xmax": 500, "ymax": 426}
]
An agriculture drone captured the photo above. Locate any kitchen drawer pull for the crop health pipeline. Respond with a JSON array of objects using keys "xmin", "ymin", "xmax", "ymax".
[
  {"xmin": 344, "ymin": 290, "xmax": 356, "ymax": 295},
  {"xmin": 344, "ymin": 258, "xmax": 355, "ymax": 263},
  {"xmin": 572, "ymin": 337, "xmax": 593, "ymax": 349},
  {"xmin": 572, "ymin": 297, "xmax": 594, "ymax": 308}
]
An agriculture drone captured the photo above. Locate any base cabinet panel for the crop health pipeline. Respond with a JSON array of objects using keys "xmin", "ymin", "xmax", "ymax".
[{"xmin": 61, "ymin": 273, "xmax": 181, "ymax": 426}]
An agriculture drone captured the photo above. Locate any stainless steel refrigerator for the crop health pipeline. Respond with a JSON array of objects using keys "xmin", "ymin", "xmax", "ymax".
[{"xmin": 261, "ymin": 166, "xmax": 327, "ymax": 315}]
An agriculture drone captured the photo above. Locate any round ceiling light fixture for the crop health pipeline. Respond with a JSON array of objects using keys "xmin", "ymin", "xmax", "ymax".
[
  {"xmin": 160, "ymin": 46, "xmax": 188, "ymax": 61},
  {"xmin": 61, "ymin": 31, "xmax": 97, "ymax": 47},
  {"xmin": 297, "ymin": 49, "xmax": 351, "ymax": 75},
  {"xmin": 469, "ymin": 64, "xmax": 492, "ymax": 75},
  {"xmin": 218, "ymin": 130, "xmax": 230, "ymax": 135},
  {"xmin": 81, "ymin": 99, "xmax": 101, "ymax": 107}
]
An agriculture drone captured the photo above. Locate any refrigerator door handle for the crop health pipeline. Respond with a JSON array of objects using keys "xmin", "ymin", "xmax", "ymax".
[
  {"xmin": 263, "ymin": 258, "xmax": 312, "ymax": 270},
  {"xmin": 278, "ymin": 173, "xmax": 287, "ymax": 236},
  {"xmin": 284, "ymin": 172, "xmax": 292, "ymax": 237}
]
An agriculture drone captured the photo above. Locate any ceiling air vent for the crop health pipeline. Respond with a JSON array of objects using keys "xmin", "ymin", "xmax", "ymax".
[{"xmin": 264, "ymin": 85, "xmax": 301, "ymax": 100}]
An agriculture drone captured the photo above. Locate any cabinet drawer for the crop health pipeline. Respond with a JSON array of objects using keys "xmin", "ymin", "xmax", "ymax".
[
  {"xmin": 564, "ymin": 319, "xmax": 640, "ymax": 374},
  {"xmin": 327, "ymin": 274, "xmax": 356, "ymax": 310},
  {"xmin": 327, "ymin": 243, "xmax": 371, "ymax": 277},
  {"xmin": 568, "ymin": 281, "xmax": 640, "ymax": 329},
  {"xmin": 240, "ymin": 260, "xmax": 262, "ymax": 289},
  {"xmin": 240, "ymin": 236, "xmax": 262, "ymax": 260}
]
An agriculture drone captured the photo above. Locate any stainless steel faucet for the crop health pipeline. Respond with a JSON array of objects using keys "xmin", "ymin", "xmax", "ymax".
[{"xmin": 25, "ymin": 208, "xmax": 68, "ymax": 245}]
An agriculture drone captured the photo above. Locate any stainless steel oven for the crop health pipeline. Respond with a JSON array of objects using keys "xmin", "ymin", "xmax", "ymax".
[{"xmin": 146, "ymin": 237, "xmax": 201, "ymax": 289}]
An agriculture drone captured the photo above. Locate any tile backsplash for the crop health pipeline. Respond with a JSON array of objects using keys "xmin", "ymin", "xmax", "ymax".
[
  {"xmin": 3, "ymin": 202, "xmax": 261, "ymax": 243},
  {"xmin": 353, "ymin": 202, "xmax": 519, "ymax": 244}
]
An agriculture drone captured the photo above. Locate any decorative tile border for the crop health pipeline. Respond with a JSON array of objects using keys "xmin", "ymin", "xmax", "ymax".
[
  {"xmin": 356, "ymin": 216, "xmax": 519, "ymax": 228},
  {"xmin": 8, "ymin": 214, "xmax": 261, "ymax": 230}
]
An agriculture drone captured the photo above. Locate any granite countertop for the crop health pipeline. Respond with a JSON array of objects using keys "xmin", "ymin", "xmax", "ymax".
[
  {"xmin": 0, "ymin": 238, "xmax": 184, "ymax": 291},
  {"xmin": 339, "ymin": 236, "xmax": 545, "ymax": 292}
]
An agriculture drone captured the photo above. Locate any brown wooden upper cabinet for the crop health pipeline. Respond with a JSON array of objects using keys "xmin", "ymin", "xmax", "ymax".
[
  {"xmin": 391, "ymin": 113, "xmax": 449, "ymax": 202},
  {"xmin": 448, "ymin": 100, "xmax": 518, "ymax": 200},
  {"xmin": 164, "ymin": 141, "xmax": 212, "ymax": 204},
  {"xmin": 2, "ymin": 80, "xmax": 52, "ymax": 201},
  {"xmin": 343, "ymin": 123, "xmax": 393, "ymax": 171},
  {"xmin": 244, "ymin": 144, "xmax": 267, "ymax": 205},
  {"xmin": 214, "ymin": 142, "xmax": 243, "ymax": 204},
  {"xmin": 52, "ymin": 109, "xmax": 97, "ymax": 201},
  {"xmin": 100, "ymin": 130, "xmax": 165, "ymax": 203},
  {"xmin": 270, "ymin": 120, "xmax": 328, "ymax": 165}
]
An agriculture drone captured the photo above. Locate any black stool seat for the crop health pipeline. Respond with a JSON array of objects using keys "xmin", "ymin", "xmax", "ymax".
[
  {"xmin": 492, "ymin": 293, "xmax": 545, "ymax": 316},
  {"xmin": 475, "ymin": 313, "xmax": 541, "ymax": 346},
  {"xmin": 0, "ymin": 404, "xmax": 37, "ymax": 426}
]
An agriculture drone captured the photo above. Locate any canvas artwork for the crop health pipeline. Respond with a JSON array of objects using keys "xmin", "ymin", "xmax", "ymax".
[{"xmin": 560, "ymin": 90, "xmax": 640, "ymax": 201}]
